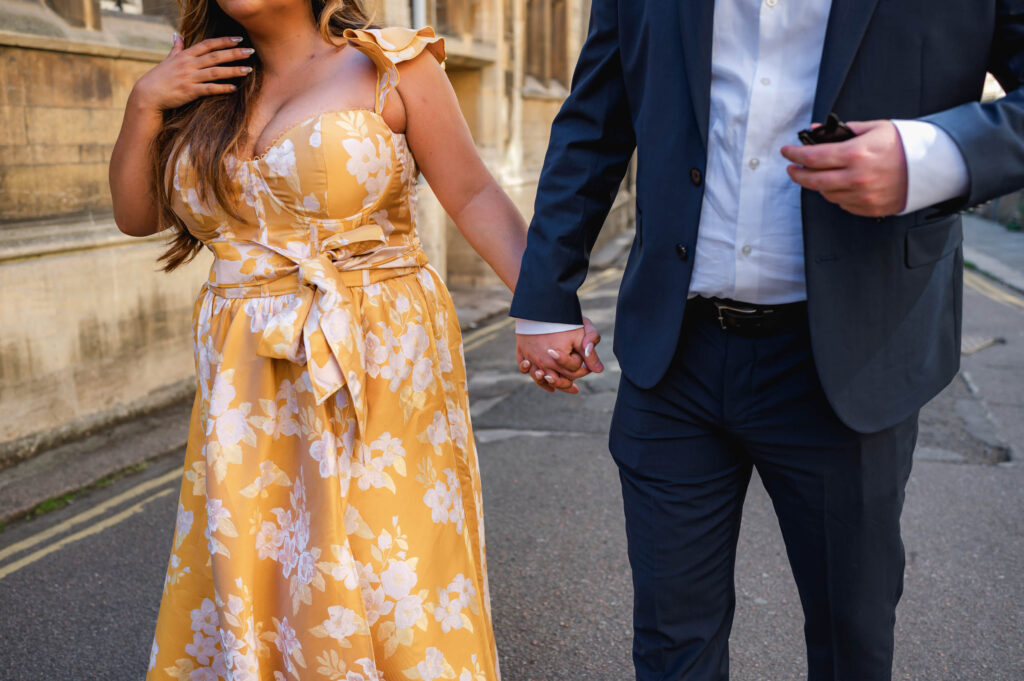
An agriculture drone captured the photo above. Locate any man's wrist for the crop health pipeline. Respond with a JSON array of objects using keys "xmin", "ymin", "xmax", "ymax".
[
  {"xmin": 891, "ymin": 119, "xmax": 970, "ymax": 215},
  {"xmin": 514, "ymin": 319, "xmax": 585, "ymax": 335}
]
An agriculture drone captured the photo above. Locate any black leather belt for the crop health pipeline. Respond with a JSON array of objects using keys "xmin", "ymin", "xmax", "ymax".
[{"xmin": 688, "ymin": 296, "xmax": 808, "ymax": 337}]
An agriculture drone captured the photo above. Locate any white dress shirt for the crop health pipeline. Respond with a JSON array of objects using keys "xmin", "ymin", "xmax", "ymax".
[{"xmin": 516, "ymin": 0, "xmax": 969, "ymax": 334}]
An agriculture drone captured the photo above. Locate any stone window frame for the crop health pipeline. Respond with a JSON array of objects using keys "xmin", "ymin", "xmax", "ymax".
[
  {"xmin": 99, "ymin": 0, "xmax": 143, "ymax": 15},
  {"xmin": 41, "ymin": 0, "xmax": 179, "ymax": 30},
  {"xmin": 410, "ymin": 0, "xmax": 428, "ymax": 28}
]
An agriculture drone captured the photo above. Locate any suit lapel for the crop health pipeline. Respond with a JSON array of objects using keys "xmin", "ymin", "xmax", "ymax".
[
  {"xmin": 678, "ymin": 0, "xmax": 715, "ymax": 149},
  {"xmin": 812, "ymin": 0, "xmax": 883, "ymax": 121}
]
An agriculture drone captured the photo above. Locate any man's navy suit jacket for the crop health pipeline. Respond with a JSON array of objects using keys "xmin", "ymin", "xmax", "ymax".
[{"xmin": 509, "ymin": 0, "xmax": 1024, "ymax": 433}]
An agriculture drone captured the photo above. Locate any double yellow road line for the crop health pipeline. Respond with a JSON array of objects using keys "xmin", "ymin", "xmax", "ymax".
[
  {"xmin": 0, "ymin": 468, "xmax": 181, "ymax": 580},
  {"xmin": 965, "ymin": 269, "xmax": 1024, "ymax": 312}
]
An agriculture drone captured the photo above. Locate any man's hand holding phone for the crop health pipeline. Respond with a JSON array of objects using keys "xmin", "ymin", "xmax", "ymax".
[{"xmin": 782, "ymin": 116, "xmax": 909, "ymax": 218}]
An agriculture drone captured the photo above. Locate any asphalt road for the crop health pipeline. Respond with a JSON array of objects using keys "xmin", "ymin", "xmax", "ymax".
[{"xmin": 1, "ymin": 264, "xmax": 1022, "ymax": 681}]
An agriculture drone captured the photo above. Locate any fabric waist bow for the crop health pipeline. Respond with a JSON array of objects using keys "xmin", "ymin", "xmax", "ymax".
[{"xmin": 207, "ymin": 222, "xmax": 427, "ymax": 440}]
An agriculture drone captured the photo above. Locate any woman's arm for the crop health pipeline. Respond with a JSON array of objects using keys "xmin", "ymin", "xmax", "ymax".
[
  {"xmin": 109, "ymin": 35, "xmax": 253, "ymax": 236},
  {"xmin": 109, "ymin": 96, "xmax": 166, "ymax": 236},
  {"xmin": 395, "ymin": 53, "xmax": 600, "ymax": 393},
  {"xmin": 395, "ymin": 53, "xmax": 527, "ymax": 292}
]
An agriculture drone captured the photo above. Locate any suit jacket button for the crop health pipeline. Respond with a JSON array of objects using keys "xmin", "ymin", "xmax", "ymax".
[
  {"xmin": 690, "ymin": 168, "xmax": 703, "ymax": 186},
  {"xmin": 675, "ymin": 243, "xmax": 689, "ymax": 261}
]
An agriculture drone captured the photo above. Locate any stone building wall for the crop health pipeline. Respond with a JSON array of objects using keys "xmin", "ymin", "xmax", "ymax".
[
  {"xmin": 0, "ymin": 39, "xmax": 153, "ymax": 220},
  {"xmin": 0, "ymin": 17, "xmax": 212, "ymax": 466}
]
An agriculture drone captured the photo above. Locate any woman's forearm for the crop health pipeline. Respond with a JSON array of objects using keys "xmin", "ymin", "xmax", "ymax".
[
  {"xmin": 450, "ymin": 181, "xmax": 529, "ymax": 291},
  {"xmin": 109, "ymin": 91, "xmax": 165, "ymax": 236}
]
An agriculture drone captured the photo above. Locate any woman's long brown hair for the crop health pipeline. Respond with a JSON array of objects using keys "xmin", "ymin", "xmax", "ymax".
[{"xmin": 154, "ymin": 0, "xmax": 374, "ymax": 271}]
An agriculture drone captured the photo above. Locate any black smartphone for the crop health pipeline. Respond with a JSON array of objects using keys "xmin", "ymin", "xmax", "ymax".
[{"xmin": 798, "ymin": 112, "xmax": 856, "ymax": 145}]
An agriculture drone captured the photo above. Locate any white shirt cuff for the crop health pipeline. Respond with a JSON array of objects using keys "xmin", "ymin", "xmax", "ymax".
[
  {"xmin": 514, "ymin": 319, "xmax": 585, "ymax": 335},
  {"xmin": 892, "ymin": 119, "xmax": 970, "ymax": 215}
]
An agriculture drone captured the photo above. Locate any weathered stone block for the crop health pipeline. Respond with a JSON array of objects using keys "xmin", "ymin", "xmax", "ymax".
[
  {"xmin": 0, "ymin": 49, "xmax": 28, "ymax": 107},
  {"xmin": 415, "ymin": 182, "xmax": 448, "ymax": 279},
  {"xmin": 448, "ymin": 66, "xmax": 483, "ymax": 140},
  {"xmin": 0, "ymin": 143, "xmax": 83, "ymax": 166},
  {"xmin": 78, "ymin": 142, "xmax": 111, "ymax": 163},
  {"xmin": 521, "ymin": 97, "xmax": 561, "ymax": 168},
  {"xmin": 23, "ymin": 52, "xmax": 115, "ymax": 108},
  {"xmin": 108, "ymin": 58, "xmax": 156, "ymax": 106},
  {"xmin": 24, "ymin": 106, "xmax": 120, "ymax": 145},
  {"xmin": 0, "ymin": 229, "xmax": 210, "ymax": 448},
  {"xmin": 0, "ymin": 105, "xmax": 27, "ymax": 145},
  {"xmin": 0, "ymin": 162, "xmax": 110, "ymax": 220}
]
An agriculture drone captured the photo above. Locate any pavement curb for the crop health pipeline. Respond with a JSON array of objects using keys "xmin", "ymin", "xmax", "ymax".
[
  {"xmin": 962, "ymin": 214, "xmax": 1024, "ymax": 295},
  {"xmin": 0, "ymin": 399, "xmax": 192, "ymax": 525},
  {"xmin": 0, "ymin": 230, "xmax": 635, "ymax": 528},
  {"xmin": 964, "ymin": 246, "xmax": 1024, "ymax": 296}
]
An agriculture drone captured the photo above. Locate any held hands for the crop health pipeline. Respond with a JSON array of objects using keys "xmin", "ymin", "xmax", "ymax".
[
  {"xmin": 781, "ymin": 120, "xmax": 908, "ymax": 218},
  {"xmin": 516, "ymin": 317, "xmax": 604, "ymax": 394},
  {"xmin": 130, "ymin": 35, "xmax": 254, "ymax": 114}
]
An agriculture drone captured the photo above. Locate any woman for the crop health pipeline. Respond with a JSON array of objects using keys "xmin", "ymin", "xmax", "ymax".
[{"xmin": 109, "ymin": 0, "xmax": 600, "ymax": 677}]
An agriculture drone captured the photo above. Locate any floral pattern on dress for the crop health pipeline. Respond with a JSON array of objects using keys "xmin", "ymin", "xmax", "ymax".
[{"xmin": 147, "ymin": 26, "xmax": 499, "ymax": 681}]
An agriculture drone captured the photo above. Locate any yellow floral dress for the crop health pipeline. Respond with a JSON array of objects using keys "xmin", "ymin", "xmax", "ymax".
[{"xmin": 146, "ymin": 27, "xmax": 500, "ymax": 681}]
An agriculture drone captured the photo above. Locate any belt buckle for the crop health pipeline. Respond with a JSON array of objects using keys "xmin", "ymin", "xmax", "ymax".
[{"xmin": 711, "ymin": 299, "xmax": 766, "ymax": 332}]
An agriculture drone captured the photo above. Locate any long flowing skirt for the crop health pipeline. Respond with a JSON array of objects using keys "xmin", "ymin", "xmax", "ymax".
[{"xmin": 146, "ymin": 267, "xmax": 500, "ymax": 681}]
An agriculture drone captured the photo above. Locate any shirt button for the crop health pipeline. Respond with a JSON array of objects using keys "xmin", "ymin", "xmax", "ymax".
[
  {"xmin": 741, "ymin": 244, "xmax": 753, "ymax": 256},
  {"xmin": 761, "ymin": 77, "xmax": 771, "ymax": 86},
  {"xmin": 766, "ymin": 0, "xmax": 778, "ymax": 6},
  {"xmin": 748, "ymin": 158, "xmax": 760, "ymax": 170},
  {"xmin": 690, "ymin": 168, "xmax": 703, "ymax": 186},
  {"xmin": 676, "ymin": 243, "xmax": 689, "ymax": 261}
]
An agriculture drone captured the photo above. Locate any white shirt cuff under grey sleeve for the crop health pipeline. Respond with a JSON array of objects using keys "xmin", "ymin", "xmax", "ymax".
[
  {"xmin": 514, "ymin": 319, "xmax": 585, "ymax": 335},
  {"xmin": 892, "ymin": 119, "xmax": 970, "ymax": 215}
]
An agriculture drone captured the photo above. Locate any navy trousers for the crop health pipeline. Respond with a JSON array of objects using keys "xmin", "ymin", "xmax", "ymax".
[{"xmin": 609, "ymin": 306, "xmax": 918, "ymax": 681}]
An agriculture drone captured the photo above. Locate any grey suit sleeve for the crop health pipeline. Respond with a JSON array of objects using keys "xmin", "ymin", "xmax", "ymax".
[
  {"xmin": 923, "ymin": 1, "xmax": 1024, "ymax": 208},
  {"xmin": 508, "ymin": 0, "xmax": 637, "ymax": 324}
]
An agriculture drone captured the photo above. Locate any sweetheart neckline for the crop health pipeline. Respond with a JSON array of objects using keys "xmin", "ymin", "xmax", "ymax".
[{"xmin": 239, "ymin": 108, "xmax": 406, "ymax": 165}]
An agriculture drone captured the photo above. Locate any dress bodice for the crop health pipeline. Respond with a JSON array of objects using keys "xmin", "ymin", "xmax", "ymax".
[
  {"xmin": 165, "ymin": 27, "xmax": 447, "ymax": 427},
  {"xmin": 169, "ymin": 27, "xmax": 447, "ymax": 288}
]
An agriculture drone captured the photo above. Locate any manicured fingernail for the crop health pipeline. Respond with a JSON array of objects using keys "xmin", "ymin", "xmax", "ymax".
[
  {"xmin": 240, "ymin": 66, "xmax": 252, "ymax": 73},
  {"xmin": 544, "ymin": 375, "xmax": 555, "ymax": 384},
  {"xmin": 520, "ymin": 360, "xmax": 531, "ymax": 370},
  {"xmin": 231, "ymin": 36, "xmax": 244, "ymax": 42},
  {"xmin": 242, "ymin": 48, "xmax": 255, "ymax": 55},
  {"xmin": 535, "ymin": 370, "xmax": 544, "ymax": 379},
  {"xmin": 585, "ymin": 343, "xmax": 593, "ymax": 357},
  {"xmin": 547, "ymin": 349, "xmax": 560, "ymax": 359}
]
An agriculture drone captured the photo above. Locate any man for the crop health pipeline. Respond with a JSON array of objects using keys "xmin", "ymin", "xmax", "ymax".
[{"xmin": 512, "ymin": 2, "xmax": 1024, "ymax": 680}]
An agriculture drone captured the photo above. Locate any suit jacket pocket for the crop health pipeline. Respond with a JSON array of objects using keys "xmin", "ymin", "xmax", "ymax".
[{"xmin": 905, "ymin": 215, "xmax": 962, "ymax": 268}]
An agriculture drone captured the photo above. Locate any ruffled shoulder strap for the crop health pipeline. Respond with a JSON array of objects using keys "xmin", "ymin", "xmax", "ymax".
[{"xmin": 343, "ymin": 26, "xmax": 447, "ymax": 114}]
